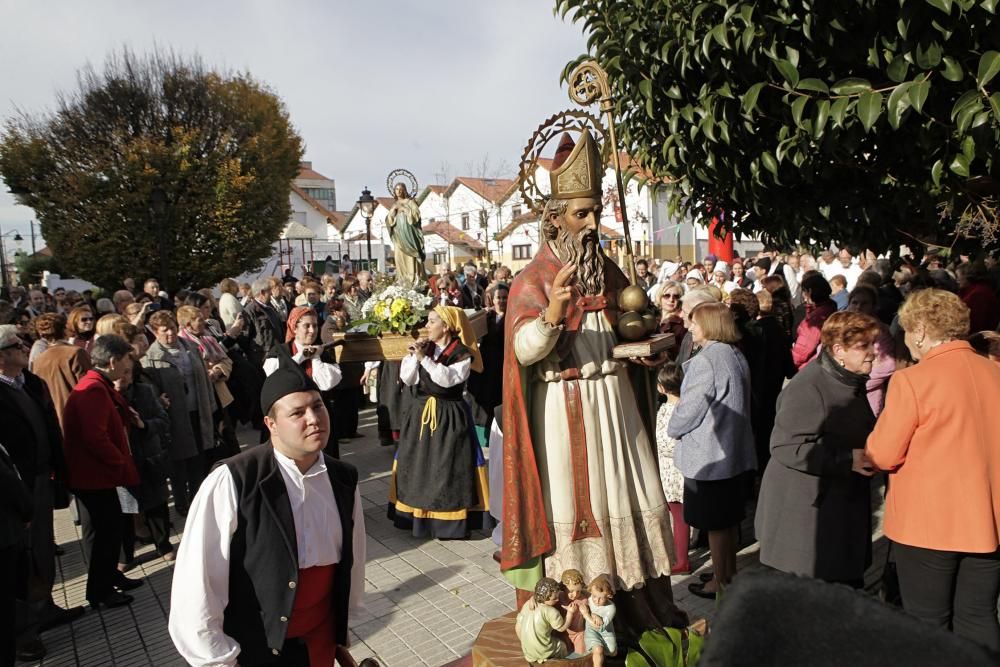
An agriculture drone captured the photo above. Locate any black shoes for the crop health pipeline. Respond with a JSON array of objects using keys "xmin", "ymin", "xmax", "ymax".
[
  {"xmin": 38, "ymin": 604, "xmax": 86, "ymax": 631},
  {"xmin": 114, "ymin": 574, "xmax": 144, "ymax": 591},
  {"xmin": 88, "ymin": 591, "xmax": 134, "ymax": 609},
  {"xmin": 687, "ymin": 581, "xmax": 719, "ymax": 600},
  {"xmin": 15, "ymin": 638, "xmax": 46, "ymax": 661}
]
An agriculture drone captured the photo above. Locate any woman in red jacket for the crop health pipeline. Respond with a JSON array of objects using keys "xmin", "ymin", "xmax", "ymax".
[
  {"xmin": 62, "ymin": 334, "xmax": 142, "ymax": 609},
  {"xmin": 791, "ymin": 272, "xmax": 837, "ymax": 371}
]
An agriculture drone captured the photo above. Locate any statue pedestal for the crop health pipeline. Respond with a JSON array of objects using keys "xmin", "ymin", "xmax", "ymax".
[{"xmin": 470, "ymin": 613, "xmax": 595, "ymax": 667}]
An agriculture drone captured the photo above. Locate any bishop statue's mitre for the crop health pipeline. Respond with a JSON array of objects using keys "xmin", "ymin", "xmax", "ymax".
[{"xmin": 548, "ymin": 129, "xmax": 602, "ymax": 201}]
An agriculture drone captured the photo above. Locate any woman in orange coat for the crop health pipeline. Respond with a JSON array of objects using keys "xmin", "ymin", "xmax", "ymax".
[{"xmin": 866, "ymin": 289, "xmax": 1000, "ymax": 652}]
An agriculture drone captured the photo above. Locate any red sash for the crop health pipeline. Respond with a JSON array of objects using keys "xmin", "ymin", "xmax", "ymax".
[{"xmin": 287, "ymin": 564, "xmax": 336, "ymax": 666}]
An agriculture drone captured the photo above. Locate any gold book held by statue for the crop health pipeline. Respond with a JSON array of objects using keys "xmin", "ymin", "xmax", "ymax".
[{"xmin": 611, "ymin": 332, "xmax": 675, "ymax": 360}]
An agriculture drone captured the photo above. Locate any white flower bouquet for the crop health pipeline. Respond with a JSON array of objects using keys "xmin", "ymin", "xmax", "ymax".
[{"xmin": 354, "ymin": 285, "xmax": 434, "ymax": 336}]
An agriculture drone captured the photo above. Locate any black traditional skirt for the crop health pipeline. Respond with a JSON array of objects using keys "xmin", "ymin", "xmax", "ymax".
[
  {"xmin": 376, "ymin": 360, "xmax": 414, "ymax": 435},
  {"xmin": 683, "ymin": 472, "xmax": 751, "ymax": 531},
  {"xmin": 388, "ymin": 395, "xmax": 492, "ymax": 539}
]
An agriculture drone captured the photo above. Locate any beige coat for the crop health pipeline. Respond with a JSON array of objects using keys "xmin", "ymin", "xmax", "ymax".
[{"xmin": 31, "ymin": 342, "xmax": 92, "ymax": 427}]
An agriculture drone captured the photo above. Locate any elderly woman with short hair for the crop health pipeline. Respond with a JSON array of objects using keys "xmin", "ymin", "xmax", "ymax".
[
  {"xmin": 141, "ymin": 310, "xmax": 218, "ymax": 515},
  {"xmin": 177, "ymin": 306, "xmax": 234, "ymax": 410},
  {"xmin": 31, "ymin": 313, "xmax": 92, "ymax": 426},
  {"xmin": 866, "ymin": 289, "xmax": 1000, "ymax": 651},
  {"xmin": 217, "ymin": 278, "xmax": 243, "ymax": 329},
  {"xmin": 62, "ymin": 334, "xmax": 142, "ymax": 608},
  {"xmin": 673, "ymin": 288, "xmax": 718, "ymax": 365},
  {"xmin": 756, "ymin": 311, "xmax": 881, "ymax": 588},
  {"xmin": 28, "ymin": 312, "xmax": 66, "ymax": 370},
  {"xmin": 95, "ymin": 314, "xmax": 128, "ymax": 338},
  {"xmin": 668, "ymin": 301, "xmax": 756, "ymax": 598}
]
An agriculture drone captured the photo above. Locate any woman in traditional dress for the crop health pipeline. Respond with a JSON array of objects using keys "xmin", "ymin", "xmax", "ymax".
[
  {"xmin": 265, "ymin": 306, "xmax": 342, "ymax": 456},
  {"xmin": 389, "ymin": 306, "xmax": 491, "ymax": 539}
]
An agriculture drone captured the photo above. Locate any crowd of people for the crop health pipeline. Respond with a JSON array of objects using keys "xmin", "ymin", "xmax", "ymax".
[
  {"xmin": 646, "ymin": 246, "xmax": 1000, "ymax": 652},
  {"xmin": 2, "ymin": 243, "xmax": 1000, "ymax": 662}
]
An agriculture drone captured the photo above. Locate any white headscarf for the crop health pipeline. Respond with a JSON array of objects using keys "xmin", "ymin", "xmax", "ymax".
[
  {"xmin": 685, "ymin": 268, "xmax": 705, "ymax": 286},
  {"xmin": 658, "ymin": 261, "xmax": 681, "ymax": 283}
]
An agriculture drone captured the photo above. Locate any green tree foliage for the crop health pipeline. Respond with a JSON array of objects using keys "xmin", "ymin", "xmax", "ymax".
[
  {"xmin": 14, "ymin": 252, "xmax": 63, "ymax": 286},
  {"xmin": 557, "ymin": 0, "xmax": 1000, "ymax": 251},
  {"xmin": 0, "ymin": 49, "xmax": 303, "ymax": 289}
]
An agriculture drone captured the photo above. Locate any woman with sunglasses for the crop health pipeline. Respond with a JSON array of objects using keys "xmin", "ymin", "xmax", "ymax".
[
  {"xmin": 67, "ymin": 306, "xmax": 97, "ymax": 355},
  {"xmin": 656, "ymin": 281, "xmax": 687, "ymax": 359}
]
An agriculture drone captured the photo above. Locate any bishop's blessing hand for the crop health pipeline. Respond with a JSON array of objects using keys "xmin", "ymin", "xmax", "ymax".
[{"xmin": 545, "ymin": 263, "xmax": 576, "ymax": 326}]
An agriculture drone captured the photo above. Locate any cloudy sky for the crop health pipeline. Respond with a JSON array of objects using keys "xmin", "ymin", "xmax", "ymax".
[{"xmin": 0, "ymin": 0, "xmax": 589, "ymax": 245}]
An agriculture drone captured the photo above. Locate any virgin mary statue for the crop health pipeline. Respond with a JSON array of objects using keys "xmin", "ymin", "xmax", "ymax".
[{"xmin": 385, "ymin": 183, "xmax": 427, "ymax": 288}]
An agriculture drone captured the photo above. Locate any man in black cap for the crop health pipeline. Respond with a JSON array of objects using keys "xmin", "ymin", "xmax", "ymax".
[{"xmin": 168, "ymin": 348, "xmax": 366, "ymax": 666}]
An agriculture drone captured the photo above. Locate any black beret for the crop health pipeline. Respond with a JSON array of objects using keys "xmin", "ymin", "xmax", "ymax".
[{"xmin": 260, "ymin": 345, "xmax": 320, "ymax": 416}]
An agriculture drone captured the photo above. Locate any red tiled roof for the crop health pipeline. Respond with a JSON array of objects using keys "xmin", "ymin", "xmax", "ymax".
[
  {"xmin": 296, "ymin": 162, "xmax": 333, "ymax": 182},
  {"xmin": 445, "ymin": 177, "xmax": 518, "ymax": 204},
  {"xmin": 291, "ymin": 184, "xmax": 349, "ymax": 232},
  {"xmin": 423, "ymin": 220, "xmax": 486, "ymax": 250},
  {"xmin": 416, "ymin": 184, "xmax": 449, "ymax": 205},
  {"xmin": 600, "ymin": 224, "xmax": 624, "ymax": 239}
]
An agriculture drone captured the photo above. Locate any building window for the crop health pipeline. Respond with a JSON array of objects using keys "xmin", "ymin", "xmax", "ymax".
[
  {"xmin": 302, "ymin": 187, "xmax": 336, "ymax": 207},
  {"xmin": 512, "ymin": 205, "xmax": 522, "ymax": 219},
  {"xmin": 432, "ymin": 251, "xmax": 447, "ymax": 266},
  {"xmin": 479, "ymin": 210, "xmax": 488, "ymax": 228},
  {"xmin": 513, "ymin": 244, "xmax": 532, "ymax": 260},
  {"xmin": 461, "ymin": 213, "xmax": 470, "ymax": 230}
]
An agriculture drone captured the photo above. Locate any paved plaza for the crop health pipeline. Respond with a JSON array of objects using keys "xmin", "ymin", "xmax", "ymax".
[{"xmin": 26, "ymin": 404, "xmax": 888, "ymax": 667}]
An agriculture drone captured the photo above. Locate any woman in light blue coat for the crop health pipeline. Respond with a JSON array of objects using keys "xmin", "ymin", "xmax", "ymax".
[{"xmin": 668, "ymin": 301, "xmax": 756, "ymax": 599}]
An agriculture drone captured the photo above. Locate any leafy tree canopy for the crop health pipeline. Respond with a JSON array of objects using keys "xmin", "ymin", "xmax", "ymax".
[
  {"xmin": 0, "ymin": 48, "xmax": 303, "ymax": 290},
  {"xmin": 14, "ymin": 252, "xmax": 63, "ymax": 286},
  {"xmin": 558, "ymin": 0, "xmax": 1000, "ymax": 253}
]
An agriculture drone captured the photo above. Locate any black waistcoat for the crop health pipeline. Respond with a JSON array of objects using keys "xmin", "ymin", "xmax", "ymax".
[
  {"xmin": 418, "ymin": 340, "xmax": 469, "ymax": 401},
  {"xmin": 219, "ymin": 443, "xmax": 357, "ymax": 666}
]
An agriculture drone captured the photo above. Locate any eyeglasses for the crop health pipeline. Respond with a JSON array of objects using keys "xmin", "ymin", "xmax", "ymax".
[
  {"xmin": 663, "ymin": 293, "xmax": 682, "ymax": 300},
  {"xmin": 80, "ymin": 317, "xmax": 95, "ymax": 322}
]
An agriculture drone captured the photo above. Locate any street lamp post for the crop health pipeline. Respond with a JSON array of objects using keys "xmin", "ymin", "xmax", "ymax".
[
  {"xmin": 0, "ymin": 227, "xmax": 24, "ymax": 295},
  {"xmin": 357, "ymin": 186, "xmax": 376, "ymax": 271}
]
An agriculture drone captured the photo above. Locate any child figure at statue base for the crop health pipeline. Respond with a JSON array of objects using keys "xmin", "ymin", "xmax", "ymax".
[
  {"xmin": 515, "ymin": 577, "xmax": 577, "ymax": 664},
  {"xmin": 580, "ymin": 575, "xmax": 617, "ymax": 667},
  {"xmin": 560, "ymin": 569, "xmax": 589, "ymax": 655}
]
